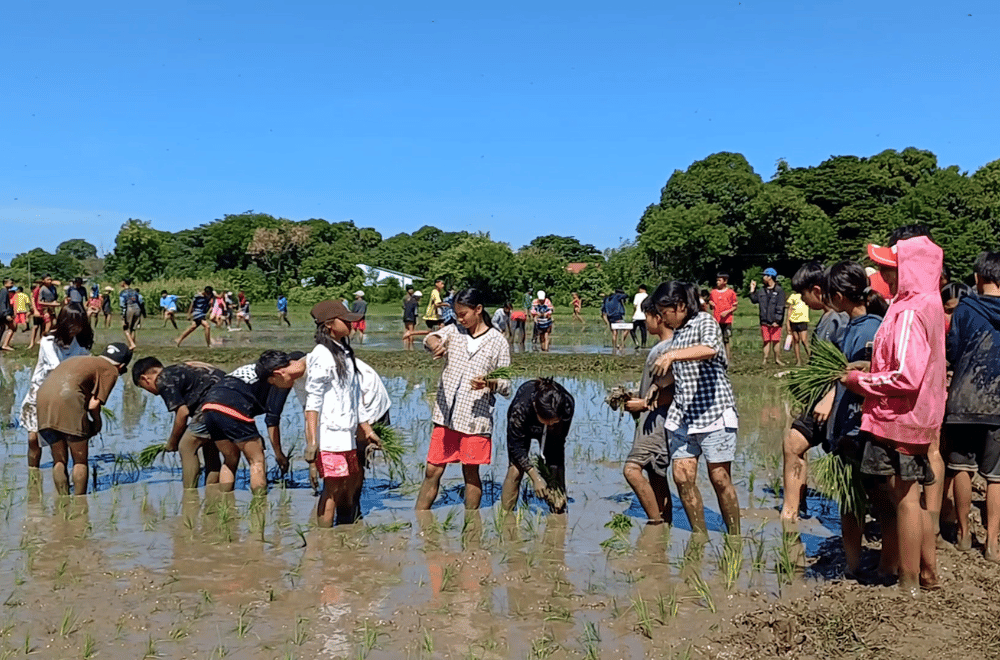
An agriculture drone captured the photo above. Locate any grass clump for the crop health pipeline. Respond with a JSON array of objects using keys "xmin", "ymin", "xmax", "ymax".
[
  {"xmin": 484, "ymin": 366, "xmax": 519, "ymax": 381},
  {"xmin": 369, "ymin": 422, "xmax": 407, "ymax": 483},
  {"xmin": 783, "ymin": 340, "xmax": 847, "ymax": 408}
]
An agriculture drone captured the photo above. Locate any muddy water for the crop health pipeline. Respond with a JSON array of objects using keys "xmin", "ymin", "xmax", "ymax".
[{"xmin": 0, "ymin": 361, "xmax": 837, "ymax": 659}]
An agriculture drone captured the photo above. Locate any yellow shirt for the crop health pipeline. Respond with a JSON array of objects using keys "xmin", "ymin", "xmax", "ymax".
[
  {"xmin": 787, "ymin": 293, "xmax": 810, "ymax": 324},
  {"xmin": 12, "ymin": 292, "xmax": 30, "ymax": 314},
  {"xmin": 423, "ymin": 288, "xmax": 442, "ymax": 321}
]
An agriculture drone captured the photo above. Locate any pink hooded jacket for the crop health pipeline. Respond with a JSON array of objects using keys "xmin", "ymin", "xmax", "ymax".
[{"xmin": 846, "ymin": 236, "xmax": 947, "ymax": 453}]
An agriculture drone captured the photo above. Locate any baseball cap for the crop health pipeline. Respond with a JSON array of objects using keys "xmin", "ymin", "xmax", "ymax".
[
  {"xmin": 867, "ymin": 243, "xmax": 898, "ymax": 267},
  {"xmin": 763, "ymin": 268, "xmax": 778, "ymax": 277},
  {"xmin": 413, "ymin": 290, "xmax": 423, "ymax": 297},
  {"xmin": 101, "ymin": 342, "xmax": 133, "ymax": 367},
  {"xmin": 354, "ymin": 290, "xmax": 365, "ymax": 297},
  {"xmin": 537, "ymin": 290, "xmax": 546, "ymax": 300},
  {"xmin": 310, "ymin": 300, "xmax": 362, "ymax": 324}
]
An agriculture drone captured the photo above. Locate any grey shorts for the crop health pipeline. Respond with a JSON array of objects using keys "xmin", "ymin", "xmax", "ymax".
[
  {"xmin": 187, "ymin": 410, "xmax": 211, "ymax": 439},
  {"xmin": 860, "ymin": 434, "xmax": 934, "ymax": 485},
  {"xmin": 669, "ymin": 422, "xmax": 737, "ymax": 463},
  {"xmin": 945, "ymin": 424, "xmax": 1000, "ymax": 482},
  {"xmin": 627, "ymin": 407, "xmax": 670, "ymax": 477},
  {"xmin": 719, "ymin": 323, "xmax": 733, "ymax": 344},
  {"xmin": 123, "ymin": 306, "xmax": 141, "ymax": 332}
]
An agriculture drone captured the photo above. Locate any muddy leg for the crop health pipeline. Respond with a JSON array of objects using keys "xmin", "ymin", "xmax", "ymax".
[
  {"xmin": 951, "ymin": 469, "xmax": 973, "ymax": 550},
  {"xmin": 416, "ymin": 463, "xmax": 446, "ymax": 510},
  {"xmin": 178, "ymin": 430, "xmax": 204, "ymax": 489},
  {"xmin": 648, "ymin": 470, "xmax": 673, "ymax": 524},
  {"xmin": 317, "ymin": 478, "xmax": 337, "ymax": 527},
  {"xmin": 501, "ymin": 464, "xmax": 524, "ymax": 511},
  {"xmin": 624, "ymin": 461, "xmax": 663, "ymax": 523},
  {"xmin": 708, "ymin": 461, "xmax": 740, "ymax": 535},
  {"xmin": 68, "ymin": 438, "xmax": 89, "ymax": 495},
  {"xmin": 240, "ymin": 439, "xmax": 268, "ymax": 495},
  {"xmin": 462, "ymin": 464, "xmax": 482, "ymax": 509},
  {"xmin": 216, "ymin": 440, "xmax": 241, "ymax": 493},
  {"xmin": 841, "ymin": 512, "xmax": 864, "ymax": 575},
  {"xmin": 986, "ymin": 483, "xmax": 1000, "ymax": 562},
  {"xmin": 888, "ymin": 476, "xmax": 926, "ymax": 594},
  {"xmin": 673, "ymin": 458, "xmax": 706, "ymax": 535},
  {"xmin": 926, "ymin": 437, "xmax": 945, "ymax": 536},
  {"xmin": 28, "ymin": 431, "xmax": 41, "ymax": 469},
  {"xmin": 49, "ymin": 437, "xmax": 70, "ymax": 496},
  {"xmin": 780, "ymin": 428, "xmax": 810, "ymax": 524},
  {"xmin": 201, "ymin": 440, "xmax": 221, "ymax": 486}
]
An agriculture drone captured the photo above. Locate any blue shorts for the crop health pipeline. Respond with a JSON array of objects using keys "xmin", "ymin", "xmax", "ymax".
[{"xmin": 668, "ymin": 423, "xmax": 737, "ymax": 463}]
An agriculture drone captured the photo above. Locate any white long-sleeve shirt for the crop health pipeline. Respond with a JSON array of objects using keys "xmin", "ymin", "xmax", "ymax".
[
  {"xmin": 355, "ymin": 358, "xmax": 390, "ymax": 425},
  {"xmin": 305, "ymin": 343, "xmax": 362, "ymax": 452}
]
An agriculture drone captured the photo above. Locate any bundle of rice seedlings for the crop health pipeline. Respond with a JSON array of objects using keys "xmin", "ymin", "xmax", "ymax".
[
  {"xmin": 604, "ymin": 386, "xmax": 634, "ymax": 414},
  {"xmin": 136, "ymin": 443, "xmax": 166, "ymax": 469},
  {"xmin": 810, "ymin": 452, "xmax": 867, "ymax": 521},
  {"xmin": 783, "ymin": 340, "xmax": 847, "ymax": 408},
  {"xmin": 370, "ymin": 422, "xmax": 406, "ymax": 482},
  {"xmin": 100, "ymin": 407, "xmax": 117, "ymax": 421},
  {"xmin": 532, "ymin": 455, "xmax": 567, "ymax": 512},
  {"xmin": 484, "ymin": 366, "xmax": 518, "ymax": 381}
]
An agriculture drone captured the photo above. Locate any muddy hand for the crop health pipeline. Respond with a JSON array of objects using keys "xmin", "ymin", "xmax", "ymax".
[{"xmin": 309, "ymin": 464, "xmax": 319, "ymax": 493}]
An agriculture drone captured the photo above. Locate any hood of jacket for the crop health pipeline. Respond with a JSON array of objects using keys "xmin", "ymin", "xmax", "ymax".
[
  {"xmin": 960, "ymin": 293, "xmax": 1000, "ymax": 331},
  {"xmin": 895, "ymin": 236, "xmax": 942, "ymax": 302}
]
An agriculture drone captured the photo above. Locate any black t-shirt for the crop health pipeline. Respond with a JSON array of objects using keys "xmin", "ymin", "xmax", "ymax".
[
  {"xmin": 506, "ymin": 380, "xmax": 575, "ymax": 472},
  {"xmin": 156, "ymin": 364, "xmax": 226, "ymax": 413},
  {"xmin": 403, "ymin": 298, "xmax": 419, "ymax": 322},
  {"xmin": 204, "ymin": 352, "xmax": 306, "ymax": 427}
]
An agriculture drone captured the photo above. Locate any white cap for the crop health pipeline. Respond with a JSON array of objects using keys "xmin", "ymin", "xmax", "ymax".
[
  {"xmin": 413, "ymin": 290, "xmax": 423, "ymax": 297},
  {"xmin": 864, "ymin": 266, "xmax": 877, "ymax": 277},
  {"xmin": 354, "ymin": 290, "xmax": 365, "ymax": 297},
  {"xmin": 537, "ymin": 290, "xmax": 545, "ymax": 300}
]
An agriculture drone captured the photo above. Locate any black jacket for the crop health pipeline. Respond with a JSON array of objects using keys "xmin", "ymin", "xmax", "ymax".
[
  {"xmin": 749, "ymin": 284, "xmax": 785, "ymax": 325},
  {"xmin": 945, "ymin": 293, "xmax": 1000, "ymax": 425},
  {"xmin": 506, "ymin": 380, "xmax": 574, "ymax": 472}
]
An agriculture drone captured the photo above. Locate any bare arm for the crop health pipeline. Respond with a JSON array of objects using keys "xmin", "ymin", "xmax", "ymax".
[
  {"xmin": 267, "ymin": 425, "xmax": 289, "ymax": 474},
  {"xmin": 165, "ymin": 405, "xmax": 190, "ymax": 451}
]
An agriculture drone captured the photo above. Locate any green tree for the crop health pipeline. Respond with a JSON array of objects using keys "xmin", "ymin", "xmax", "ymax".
[
  {"xmin": 10, "ymin": 248, "xmax": 82, "ymax": 281},
  {"xmin": 638, "ymin": 204, "xmax": 732, "ymax": 282},
  {"xmin": 522, "ymin": 235, "xmax": 604, "ymax": 262},
  {"xmin": 104, "ymin": 219, "xmax": 165, "ymax": 282},
  {"xmin": 435, "ymin": 235, "xmax": 518, "ymax": 303},
  {"xmin": 56, "ymin": 239, "xmax": 98, "ymax": 261}
]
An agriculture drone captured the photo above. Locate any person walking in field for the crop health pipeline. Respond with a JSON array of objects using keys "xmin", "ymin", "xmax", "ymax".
[
  {"xmin": 571, "ymin": 292, "xmax": 584, "ymax": 327},
  {"xmin": 631, "ymin": 284, "xmax": 649, "ymax": 349},
  {"xmin": 785, "ymin": 288, "xmax": 812, "ymax": 366},
  {"xmin": 118, "ymin": 278, "xmax": 142, "ymax": 350},
  {"xmin": 709, "ymin": 272, "xmax": 738, "ymax": 362},
  {"xmin": 161, "ymin": 290, "xmax": 180, "ymax": 329},
  {"xmin": 176, "ymin": 286, "xmax": 214, "ymax": 347},
  {"xmin": 415, "ymin": 288, "xmax": 512, "ymax": 511},
  {"xmin": 749, "ymin": 268, "xmax": 786, "ymax": 366},
  {"xmin": 276, "ymin": 293, "xmax": 291, "ymax": 326},
  {"xmin": 350, "ymin": 290, "xmax": 368, "ymax": 344}
]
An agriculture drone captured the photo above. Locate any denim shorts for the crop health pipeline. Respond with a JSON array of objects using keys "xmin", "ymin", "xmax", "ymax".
[{"xmin": 668, "ymin": 423, "xmax": 737, "ymax": 463}]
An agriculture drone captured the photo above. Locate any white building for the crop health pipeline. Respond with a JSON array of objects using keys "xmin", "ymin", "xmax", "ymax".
[{"xmin": 355, "ymin": 264, "xmax": 423, "ymax": 289}]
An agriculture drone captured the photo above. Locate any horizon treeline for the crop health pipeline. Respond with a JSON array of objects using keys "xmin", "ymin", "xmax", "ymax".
[{"xmin": 4, "ymin": 147, "xmax": 998, "ymax": 306}]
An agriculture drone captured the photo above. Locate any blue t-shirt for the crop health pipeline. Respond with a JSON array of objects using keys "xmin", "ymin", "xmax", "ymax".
[
  {"xmin": 191, "ymin": 294, "xmax": 210, "ymax": 320},
  {"xmin": 830, "ymin": 314, "xmax": 882, "ymax": 449},
  {"xmin": 161, "ymin": 294, "xmax": 178, "ymax": 312},
  {"xmin": 277, "ymin": 297, "xmax": 288, "ymax": 313}
]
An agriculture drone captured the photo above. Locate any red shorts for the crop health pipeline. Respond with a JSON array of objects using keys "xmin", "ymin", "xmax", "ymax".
[
  {"xmin": 427, "ymin": 425, "xmax": 492, "ymax": 465},
  {"xmin": 760, "ymin": 324, "xmax": 782, "ymax": 342},
  {"xmin": 13, "ymin": 313, "xmax": 26, "ymax": 325},
  {"xmin": 318, "ymin": 450, "xmax": 360, "ymax": 479},
  {"xmin": 352, "ymin": 320, "xmax": 366, "ymax": 332}
]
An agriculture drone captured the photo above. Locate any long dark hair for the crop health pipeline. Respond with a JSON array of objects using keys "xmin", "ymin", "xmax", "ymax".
[
  {"xmin": 453, "ymin": 288, "xmax": 492, "ymax": 329},
  {"xmin": 827, "ymin": 261, "xmax": 888, "ymax": 317},
  {"xmin": 532, "ymin": 377, "xmax": 572, "ymax": 422},
  {"xmin": 651, "ymin": 281, "xmax": 699, "ymax": 326},
  {"xmin": 314, "ymin": 323, "xmax": 356, "ymax": 383},
  {"xmin": 49, "ymin": 304, "xmax": 94, "ymax": 350}
]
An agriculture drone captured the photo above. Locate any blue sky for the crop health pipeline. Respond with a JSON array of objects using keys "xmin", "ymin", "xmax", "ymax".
[{"xmin": 3, "ymin": 0, "xmax": 997, "ymax": 261}]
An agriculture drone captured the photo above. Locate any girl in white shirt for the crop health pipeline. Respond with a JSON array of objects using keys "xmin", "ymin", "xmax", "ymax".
[
  {"xmin": 304, "ymin": 300, "xmax": 381, "ymax": 526},
  {"xmin": 20, "ymin": 305, "xmax": 93, "ymax": 471}
]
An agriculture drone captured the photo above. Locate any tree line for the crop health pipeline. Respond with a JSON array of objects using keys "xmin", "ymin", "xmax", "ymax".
[{"xmin": 3, "ymin": 147, "xmax": 997, "ymax": 306}]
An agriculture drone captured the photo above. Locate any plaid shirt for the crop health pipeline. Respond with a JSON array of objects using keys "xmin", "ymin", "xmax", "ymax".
[
  {"xmin": 666, "ymin": 312, "xmax": 737, "ymax": 431},
  {"xmin": 425, "ymin": 324, "xmax": 512, "ymax": 436}
]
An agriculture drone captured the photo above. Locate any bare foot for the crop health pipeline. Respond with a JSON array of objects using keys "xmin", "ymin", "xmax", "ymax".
[
  {"xmin": 985, "ymin": 546, "xmax": 1000, "ymax": 563},
  {"xmin": 775, "ymin": 359, "xmax": 785, "ymax": 366},
  {"xmin": 919, "ymin": 573, "xmax": 941, "ymax": 591},
  {"xmin": 956, "ymin": 531, "xmax": 973, "ymax": 552}
]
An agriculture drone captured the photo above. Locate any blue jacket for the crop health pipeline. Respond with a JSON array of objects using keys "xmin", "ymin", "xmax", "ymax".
[{"xmin": 945, "ymin": 293, "xmax": 1000, "ymax": 425}]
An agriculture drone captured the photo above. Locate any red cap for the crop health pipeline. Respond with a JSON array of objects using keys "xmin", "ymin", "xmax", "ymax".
[{"xmin": 867, "ymin": 243, "xmax": 898, "ymax": 267}]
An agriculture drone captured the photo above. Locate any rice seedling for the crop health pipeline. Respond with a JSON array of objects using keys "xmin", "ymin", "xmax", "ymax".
[
  {"xmin": 484, "ymin": 366, "xmax": 518, "ymax": 381},
  {"xmin": 810, "ymin": 453, "xmax": 867, "ymax": 521},
  {"xmin": 783, "ymin": 340, "xmax": 847, "ymax": 408},
  {"xmin": 687, "ymin": 574, "xmax": 716, "ymax": 613},
  {"xmin": 630, "ymin": 593, "xmax": 654, "ymax": 638},
  {"xmin": 143, "ymin": 636, "xmax": 159, "ymax": 659},
  {"xmin": 604, "ymin": 512, "xmax": 633, "ymax": 535},
  {"xmin": 59, "ymin": 606, "xmax": 79, "ymax": 637},
  {"xmin": 235, "ymin": 605, "xmax": 253, "ymax": 638},
  {"xmin": 369, "ymin": 422, "xmax": 407, "ymax": 483},
  {"xmin": 579, "ymin": 621, "xmax": 601, "ymax": 660},
  {"xmin": 293, "ymin": 616, "xmax": 309, "ymax": 646},
  {"xmin": 356, "ymin": 620, "xmax": 383, "ymax": 659},
  {"xmin": 604, "ymin": 386, "xmax": 634, "ymax": 416},
  {"xmin": 528, "ymin": 629, "xmax": 559, "ymax": 659},
  {"xmin": 136, "ymin": 443, "xmax": 166, "ymax": 469},
  {"xmin": 657, "ymin": 589, "xmax": 680, "ymax": 619},
  {"xmin": 774, "ymin": 531, "xmax": 801, "ymax": 586},
  {"xmin": 715, "ymin": 534, "xmax": 744, "ymax": 590},
  {"xmin": 440, "ymin": 563, "xmax": 459, "ymax": 592},
  {"xmin": 531, "ymin": 457, "xmax": 567, "ymax": 512},
  {"xmin": 420, "ymin": 628, "xmax": 434, "ymax": 656}
]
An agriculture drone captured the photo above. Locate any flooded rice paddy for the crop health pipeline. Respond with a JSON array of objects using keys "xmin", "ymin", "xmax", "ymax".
[{"xmin": 0, "ymin": 354, "xmax": 846, "ymax": 659}]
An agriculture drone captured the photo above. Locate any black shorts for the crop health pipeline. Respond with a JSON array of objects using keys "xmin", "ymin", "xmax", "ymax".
[
  {"xmin": 791, "ymin": 412, "xmax": 827, "ymax": 448},
  {"xmin": 945, "ymin": 424, "xmax": 1000, "ymax": 482},
  {"xmin": 425, "ymin": 319, "xmax": 443, "ymax": 330},
  {"xmin": 719, "ymin": 323, "xmax": 733, "ymax": 344},
  {"xmin": 513, "ymin": 318, "xmax": 525, "ymax": 330},
  {"xmin": 860, "ymin": 433, "xmax": 934, "ymax": 485},
  {"xmin": 201, "ymin": 408, "xmax": 260, "ymax": 444},
  {"xmin": 790, "ymin": 322, "xmax": 808, "ymax": 333},
  {"xmin": 191, "ymin": 316, "xmax": 207, "ymax": 327},
  {"xmin": 32, "ymin": 316, "xmax": 45, "ymax": 327}
]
